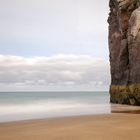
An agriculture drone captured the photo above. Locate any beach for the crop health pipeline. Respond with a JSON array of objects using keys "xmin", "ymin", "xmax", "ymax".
[
  {"xmin": 0, "ymin": 92, "xmax": 140, "ymax": 140},
  {"xmin": 0, "ymin": 113, "xmax": 140, "ymax": 140}
]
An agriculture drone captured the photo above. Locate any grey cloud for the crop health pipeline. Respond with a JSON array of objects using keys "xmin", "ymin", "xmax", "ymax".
[{"xmin": 0, "ymin": 55, "xmax": 110, "ymax": 91}]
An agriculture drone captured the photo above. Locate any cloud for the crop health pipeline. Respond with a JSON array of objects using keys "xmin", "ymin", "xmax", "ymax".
[{"xmin": 0, "ymin": 54, "xmax": 110, "ymax": 91}]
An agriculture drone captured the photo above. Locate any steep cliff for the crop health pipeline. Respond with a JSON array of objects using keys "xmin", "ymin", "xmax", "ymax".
[{"xmin": 108, "ymin": 0, "xmax": 140, "ymax": 105}]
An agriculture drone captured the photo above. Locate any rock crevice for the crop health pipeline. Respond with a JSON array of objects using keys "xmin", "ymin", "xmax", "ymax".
[{"xmin": 108, "ymin": 0, "xmax": 140, "ymax": 105}]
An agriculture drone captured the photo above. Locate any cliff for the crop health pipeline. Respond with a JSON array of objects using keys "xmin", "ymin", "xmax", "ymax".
[{"xmin": 108, "ymin": 0, "xmax": 140, "ymax": 105}]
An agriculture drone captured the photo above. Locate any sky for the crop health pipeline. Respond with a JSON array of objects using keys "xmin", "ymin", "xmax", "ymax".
[{"xmin": 0, "ymin": 0, "xmax": 110, "ymax": 91}]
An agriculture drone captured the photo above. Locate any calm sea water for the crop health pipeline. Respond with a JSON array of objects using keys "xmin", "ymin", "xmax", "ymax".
[{"xmin": 0, "ymin": 91, "xmax": 110, "ymax": 122}]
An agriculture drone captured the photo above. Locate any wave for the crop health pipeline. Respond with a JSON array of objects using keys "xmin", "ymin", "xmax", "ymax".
[{"xmin": 0, "ymin": 99, "xmax": 111, "ymax": 122}]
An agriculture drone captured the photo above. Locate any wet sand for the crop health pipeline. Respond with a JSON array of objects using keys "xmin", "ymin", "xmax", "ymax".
[{"xmin": 0, "ymin": 111, "xmax": 140, "ymax": 140}]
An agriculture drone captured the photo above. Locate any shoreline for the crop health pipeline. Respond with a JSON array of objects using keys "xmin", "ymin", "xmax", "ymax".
[
  {"xmin": 1, "ymin": 103, "xmax": 140, "ymax": 124},
  {"xmin": 0, "ymin": 113, "xmax": 113, "ymax": 125},
  {"xmin": 0, "ymin": 112, "xmax": 140, "ymax": 140},
  {"xmin": 0, "ymin": 104, "xmax": 140, "ymax": 140}
]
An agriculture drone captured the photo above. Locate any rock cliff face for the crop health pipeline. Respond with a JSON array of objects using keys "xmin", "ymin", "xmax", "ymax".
[{"xmin": 108, "ymin": 0, "xmax": 140, "ymax": 105}]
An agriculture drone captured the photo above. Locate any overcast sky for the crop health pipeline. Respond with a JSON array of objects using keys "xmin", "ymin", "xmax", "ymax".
[{"xmin": 0, "ymin": 0, "xmax": 110, "ymax": 91}]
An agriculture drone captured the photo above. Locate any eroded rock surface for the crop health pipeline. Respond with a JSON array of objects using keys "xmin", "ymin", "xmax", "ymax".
[{"xmin": 108, "ymin": 0, "xmax": 140, "ymax": 105}]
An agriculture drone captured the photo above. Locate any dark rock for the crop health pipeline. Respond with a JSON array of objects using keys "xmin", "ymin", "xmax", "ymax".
[{"xmin": 108, "ymin": 0, "xmax": 140, "ymax": 105}]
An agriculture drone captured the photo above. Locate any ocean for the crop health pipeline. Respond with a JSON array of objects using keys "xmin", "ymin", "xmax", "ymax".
[{"xmin": 0, "ymin": 91, "xmax": 110, "ymax": 122}]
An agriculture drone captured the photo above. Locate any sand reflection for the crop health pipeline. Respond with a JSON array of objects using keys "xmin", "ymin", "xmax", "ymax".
[{"xmin": 111, "ymin": 104, "xmax": 140, "ymax": 114}]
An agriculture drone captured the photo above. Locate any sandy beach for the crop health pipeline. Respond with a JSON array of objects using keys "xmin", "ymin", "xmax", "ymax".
[{"xmin": 0, "ymin": 112, "xmax": 140, "ymax": 140}]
